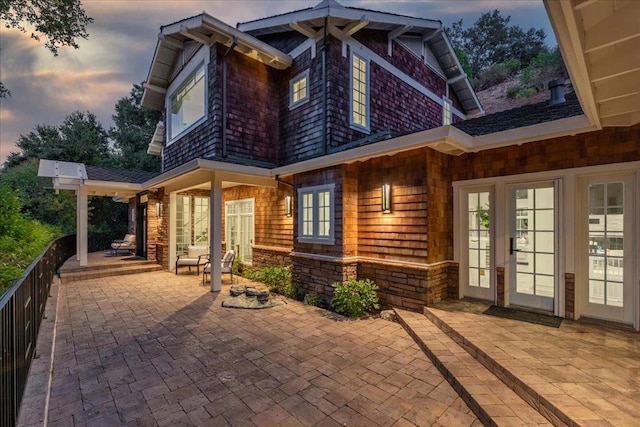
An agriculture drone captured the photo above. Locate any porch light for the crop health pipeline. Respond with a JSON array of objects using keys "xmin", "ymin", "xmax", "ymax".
[
  {"xmin": 382, "ymin": 184, "xmax": 392, "ymax": 214},
  {"xmin": 155, "ymin": 202, "xmax": 163, "ymax": 218},
  {"xmin": 285, "ymin": 195, "xmax": 292, "ymax": 217}
]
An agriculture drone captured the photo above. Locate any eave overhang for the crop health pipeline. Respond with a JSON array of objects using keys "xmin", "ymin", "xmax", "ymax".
[
  {"xmin": 544, "ymin": 0, "xmax": 640, "ymax": 128},
  {"xmin": 142, "ymin": 13, "xmax": 293, "ymax": 111},
  {"xmin": 238, "ymin": 0, "xmax": 483, "ymax": 117}
]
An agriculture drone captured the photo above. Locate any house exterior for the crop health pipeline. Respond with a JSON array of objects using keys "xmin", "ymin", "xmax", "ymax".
[{"xmin": 40, "ymin": 0, "xmax": 640, "ymax": 330}]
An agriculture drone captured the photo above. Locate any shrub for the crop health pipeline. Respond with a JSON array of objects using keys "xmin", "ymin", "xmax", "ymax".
[
  {"xmin": 303, "ymin": 292, "xmax": 321, "ymax": 307},
  {"xmin": 506, "ymin": 86, "xmax": 519, "ymax": 99},
  {"xmin": 516, "ymin": 87, "xmax": 538, "ymax": 98},
  {"xmin": 331, "ymin": 279, "xmax": 380, "ymax": 318},
  {"xmin": 249, "ymin": 265, "xmax": 300, "ymax": 299},
  {"xmin": 233, "ymin": 256, "xmax": 244, "ymax": 276}
]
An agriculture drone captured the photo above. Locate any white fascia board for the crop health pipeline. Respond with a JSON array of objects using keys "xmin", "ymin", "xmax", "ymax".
[
  {"xmin": 238, "ymin": 6, "xmax": 439, "ymax": 34},
  {"xmin": 543, "ymin": 0, "xmax": 600, "ymax": 128},
  {"xmin": 471, "ymin": 115, "xmax": 596, "ymax": 152},
  {"xmin": 440, "ymin": 31, "xmax": 483, "ymax": 115},
  {"xmin": 141, "ymin": 39, "xmax": 164, "ymax": 109}
]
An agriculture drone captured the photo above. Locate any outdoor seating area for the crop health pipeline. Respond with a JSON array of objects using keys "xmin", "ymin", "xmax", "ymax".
[
  {"xmin": 203, "ymin": 249, "xmax": 235, "ymax": 285},
  {"xmin": 175, "ymin": 244, "xmax": 209, "ymax": 275},
  {"xmin": 110, "ymin": 233, "xmax": 136, "ymax": 255}
]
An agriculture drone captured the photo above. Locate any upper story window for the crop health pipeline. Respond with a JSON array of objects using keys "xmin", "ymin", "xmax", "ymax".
[
  {"xmin": 350, "ymin": 53, "xmax": 370, "ymax": 132},
  {"xmin": 298, "ymin": 184, "xmax": 335, "ymax": 244},
  {"xmin": 289, "ymin": 70, "xmax": 309, "ymax": 108},
  {"xmin": 167, "ymin": 47, "xmax": 208, "ymax": 144},
  {"xmin": 443, "ymin": 97, "xmax": 452, "ymax": 126}
]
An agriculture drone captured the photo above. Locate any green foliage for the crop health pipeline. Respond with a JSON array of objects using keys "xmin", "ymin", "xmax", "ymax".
[
  {"xmin": 0, "ymin": 186, "xmax": 59, "ymax": 295},
  {"xmin": 303, "ymin": 292, "xmax": 322, "ymax": 307},
  {"xmin": 109, "ymin": 83, "xmax": 161, "ymax": 172},
  {"xmin": 506, "ymin": 86, "xmax": 519, "ymax": 99},
  {"xmin": 233, "ymin": 256, "xmax": 244, "ymax": 276},
  {"xmin": 516, "ymin": 87, "xmax": 538, "ymax": 99},
  {"xmin": 447, "ymin": 10, "xmax": 546, "ymax": 79},
  {"xmin": 331, "ymin": 279, "xmax": 380, "ymax": 318},
  {"xmin": 248, "ymin": 266, "xmax": 300, "ymax": 299}
]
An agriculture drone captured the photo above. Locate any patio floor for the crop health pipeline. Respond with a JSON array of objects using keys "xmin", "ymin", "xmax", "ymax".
[{"xmin": 18, "ymin": 256, "xmax": 479, "ymax": 426}]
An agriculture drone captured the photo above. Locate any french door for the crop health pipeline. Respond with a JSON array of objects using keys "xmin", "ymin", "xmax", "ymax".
[
  {"xmin": 462, "ymin": 189, "xmax": 494, "ymax": 300},
  {"xmin": 508, "ymin": 182, "xmax": 557, "ymax": 312},
  {"xmin": 225, "ymin": 199, "xmax": 254, "ymax": 263},
  {"xmin": 579, "ymin": 174, "xmax": 634, "ymax": 324}
]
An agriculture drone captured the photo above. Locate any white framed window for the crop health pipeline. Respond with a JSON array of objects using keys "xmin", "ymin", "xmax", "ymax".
[
  {"xmin": 194, "ymin": 196, "xmax": 209, "ymax": 244},
  {"xmin": 297, "ymin": 184, "xmax": 335, "ymax": 244},
  {"xmin": 289, "ymin": 70, "xmax": 309, "ymax": 108},
  {"xmin": 350, "ymin": 52, "xmax": 370, "ymax": 133},
  {"xmin": 443, "ymin": 97, "xmax": 452, "ymax": 126},
  {"xmin": 225, "ymin": 199, "xmax": 255, "ymax": 263},
  {"xmin": 166, "ymin": 46, "xmax": 208, "ymax": 144}
]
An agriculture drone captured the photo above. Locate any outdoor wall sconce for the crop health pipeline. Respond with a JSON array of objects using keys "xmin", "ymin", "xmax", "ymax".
[
  {"xmin": 155, "ymin": 202, "xmax": 163, "ymax": 218},
  {"xmin": 285, "ymin": 195, "xmax": 293, "ymax": 217},
  {"xmin": 382, "ymin": 184, "xmax": 392, "ymax": 213}
]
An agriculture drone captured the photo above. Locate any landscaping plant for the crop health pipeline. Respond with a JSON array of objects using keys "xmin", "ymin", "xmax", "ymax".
[{"xmin": 331, "ymin": 278, "xmax": 380, "ymax": 318}]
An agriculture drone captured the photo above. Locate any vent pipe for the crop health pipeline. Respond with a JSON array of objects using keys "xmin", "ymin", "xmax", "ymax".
[{"xmin": 548, "ymin": 78, "xmax": 566, "ymax": 106}]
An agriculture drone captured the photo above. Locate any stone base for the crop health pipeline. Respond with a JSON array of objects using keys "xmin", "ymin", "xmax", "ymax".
[{"xmin": 222, "ymin": 284, "xmax": 284, "ymax": 309}]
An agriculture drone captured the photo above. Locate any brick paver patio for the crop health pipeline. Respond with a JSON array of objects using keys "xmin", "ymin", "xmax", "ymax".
[{"xmin": 20, "ymin": 269, "xmax": 478, "ymax": 426}]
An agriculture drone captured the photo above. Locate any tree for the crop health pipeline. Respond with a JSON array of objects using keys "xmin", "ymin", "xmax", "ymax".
[
  {"xmin": 0, "ymin": 0, "xmax": 93, "ymax": 97},
  {"xmin": 110, "ymin": 83, "xmax": 162, "ymax": 172},
  {"xmin": 5, "ymin": 111, "xmax": 111, "ymax": 166},
  {"xmin": 446, "ymin": 10, "xmax": 547, "ymax": 79}
]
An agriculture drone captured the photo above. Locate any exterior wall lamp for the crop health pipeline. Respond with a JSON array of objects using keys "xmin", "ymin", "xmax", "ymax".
[
  {"xmin": 285, "ymin": 195, "xmax": 293, "ymax": 217},
  {"xmin": 382, "ymin": 184, "xmax": 392, "ymax": 214},
  {"xmin": 155, "ymin": 202, "xmax": 163, "ymax": 218}
]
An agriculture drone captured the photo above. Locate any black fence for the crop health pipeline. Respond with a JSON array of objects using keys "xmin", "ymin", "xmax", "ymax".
[{"xmin": 0, "ymin": 234, "xmax": 76, "ymax": 427}]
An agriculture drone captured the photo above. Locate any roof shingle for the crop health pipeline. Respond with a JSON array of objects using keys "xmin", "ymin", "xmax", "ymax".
[{"xmin": 85, "ymin": 166, "xmax": 159, "ymax": 184}]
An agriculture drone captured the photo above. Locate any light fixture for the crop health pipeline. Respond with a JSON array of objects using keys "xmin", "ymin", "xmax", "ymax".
[
  {"xmin": 155, "ymin": 202, "xmax": 163, "ymax": 218},
  {"xmin": 382, "ymin": 184, "xmax": 391, "ymax": 214},
  {"xmin": 285, "ymin": 195, "xmax": 292, "ymax": 217}
]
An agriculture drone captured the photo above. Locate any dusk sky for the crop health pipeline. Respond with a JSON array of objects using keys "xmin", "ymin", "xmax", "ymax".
[{"xmin": 0, "ymin": 0, "xmax": 555, "ymax": 165}]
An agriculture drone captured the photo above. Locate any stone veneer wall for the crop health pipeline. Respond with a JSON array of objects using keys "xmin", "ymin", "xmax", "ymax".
[
  {"xmin": 565, "ymin": 273, "xmax": 575, "ymax": 320},
  {"xmin": 292, "ymin": 255, "xmax": 358, "ymax": 303},
  {"xmin": 252, "ymin": 246, "xmax": 292, "ymax": 270}
]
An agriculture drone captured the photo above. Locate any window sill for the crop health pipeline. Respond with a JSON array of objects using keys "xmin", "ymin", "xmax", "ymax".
[
  {"xmin": 297, "ymin": 237, "xmax": 335, "ymax": 246},
  {"xmin": 349, "ymin": 123, "xmax": 370, "ymax": 134},
  {"xmin": 166, "ymin": 116, "xmax": 207, "ymax": 147},
  {"xmin": 289, "ymin": 98, "xmax": 309, "ymax": 110}
]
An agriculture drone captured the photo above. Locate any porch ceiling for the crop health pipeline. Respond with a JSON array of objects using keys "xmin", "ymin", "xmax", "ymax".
[{"xmin": 544, "ymin": 0, "xmax": 640, "ymax": 127}]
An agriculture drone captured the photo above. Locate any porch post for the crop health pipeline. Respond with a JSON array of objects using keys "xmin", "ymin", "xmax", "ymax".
[
  {"xmin": 78, "ymin": 185, "xmax": 88, "ymax": 266},
  {"xmin": 210, "ymin": 176, "xmax": 222, "ymax": 292}
]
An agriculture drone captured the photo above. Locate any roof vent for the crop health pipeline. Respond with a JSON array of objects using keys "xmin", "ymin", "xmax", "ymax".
[{"xmin": 548, "ymin": 78, "xmax": 566, "ymax": 106}]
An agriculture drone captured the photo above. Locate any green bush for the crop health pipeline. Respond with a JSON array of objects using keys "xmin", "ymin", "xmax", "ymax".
[
  {"xmin": 303, "ymin": 292, "xmax": 321, "ymax": 307},
  {"xmin": 0, "ymin": 186, "xmax": 59, "ymax": 295},
  {"xmin": 506, "ymin": 86, "xmax": 519, "ymax": 99},
  {"xmin": 248, "ymin": 265, "xmax": 300, "ymax": 299},
  {"xmin": 516, "ymin": 87, "xmax": 538, "ymax": 98},
  {"xmin": 331, "ymin": 279, "xmax": 380, "ymax": 318}
]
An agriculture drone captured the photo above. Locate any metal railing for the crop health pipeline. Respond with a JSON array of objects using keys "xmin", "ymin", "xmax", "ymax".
[{"xmin": 0, "ymin": 234, "xmax": 76, "ymax": 427}]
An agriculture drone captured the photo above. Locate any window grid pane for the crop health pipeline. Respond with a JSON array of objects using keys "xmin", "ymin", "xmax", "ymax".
[
  {"xmin": 352, "ymin": 55, "xmax": 368, "ymax": 128},
  {"xmin": 292, "ymin": 76, "xmax": 307, "ymax": 104},
  {"xmin": 318, "ymin": 191, "xmax": 331, "ymax": 237},
  {"xmin": 302, "ymin": 193, "xmax": 314, "ymax": 236}
]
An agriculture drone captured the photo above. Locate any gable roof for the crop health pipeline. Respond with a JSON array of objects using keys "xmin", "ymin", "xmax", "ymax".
[
  {"xmin": 142, "ymin": 13, "xmax": 293, "ymax": 111},
  {"xmin": 238, "ymin": 0, "xmax": 482, "ymax": 116},
  {"xmin": 454, "ymin": 93, "xmax": 583, "ymax": 137}
]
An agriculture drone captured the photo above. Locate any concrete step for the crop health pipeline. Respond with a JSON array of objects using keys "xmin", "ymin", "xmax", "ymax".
[
  {"xmin": 394, "ymin": 308, "xmax": 553, "ymax": 426},
  {"xmin": 60, "ymin": 263, "xmax": 163, "ymax": 283},
  {"xmin": 60, "ymin": 256, "xmax": 150, "ymax": 274}
]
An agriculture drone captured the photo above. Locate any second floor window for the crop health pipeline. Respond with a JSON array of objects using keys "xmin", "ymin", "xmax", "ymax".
[
  {"xmin": 443, "ymin": 98, "xmax": 452, "ymax": 125},
  {"xmin": 169, "ymin": 62, "xmax": 206, "ymax": 140},
  {"xmin": 350, "ymin": 53, "xmax": 369, "ymax": 132},
  {"xmin": 290, "ymin": 70, "xmax": 309, "ymax": 108},
  {"xmin": 298, "ymin": 184, "xmax": 334, "ymax": 244}
]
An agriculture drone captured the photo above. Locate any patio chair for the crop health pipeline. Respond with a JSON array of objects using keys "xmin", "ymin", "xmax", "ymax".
[
  {"xmin": 175, "ymin": 245, "xmax": 209, "ymax": 275},
  {"xmin": 111, "ymin": 234, "xmax": 136, "ymax": 255},
  {"xmin": 202, "ymin": 250, "xmax": 235, "ymax": 285}
]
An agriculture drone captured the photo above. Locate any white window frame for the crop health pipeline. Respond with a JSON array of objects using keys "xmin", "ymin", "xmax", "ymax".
[
  {"xmin": 443, "ymin": 97, "xmax": 452, "ymax": 126},
  {"xmin": 166, "ymin": 46, "xmax": 209, "ymax": 145},
  {"xmin": 350, "ymin": 52, "xmax": 370, "ymax": 133},
  {"xmin": 297, "ymin": 184, "xmax": 335, "ymax": 245},
  {"xmin": 289, "ymin": 70, "xmax": 310, "ymax": 109}
]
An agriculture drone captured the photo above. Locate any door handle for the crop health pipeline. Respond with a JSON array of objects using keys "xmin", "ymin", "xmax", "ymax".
[{"xmin": 510, "ymin": 238, "xmax": 521, "ymax": 255}]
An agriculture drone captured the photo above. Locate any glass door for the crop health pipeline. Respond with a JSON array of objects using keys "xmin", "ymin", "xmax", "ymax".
[
  {"xmin": 580, "ymin": 175, "xmax": 634, "ymax": 324},
  {"xmin": 225, "ymin": 199, "xmax": 254, "ymax": 263},
  {"xmin": 508, "ymin": 182, "xmax": 557, "ymax": 312},
  {"xmin": 462, "ymin": 189, "xmax": 494, "ymax": 301}
]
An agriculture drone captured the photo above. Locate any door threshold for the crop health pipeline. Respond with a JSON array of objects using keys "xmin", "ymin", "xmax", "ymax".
[
  {"xmin": 508, "ymin": 304, "xmax": 554, "ymax": 316},
  {"xmin": 577, "ymin": 316, "xmax": 636, "ymax": 332}
]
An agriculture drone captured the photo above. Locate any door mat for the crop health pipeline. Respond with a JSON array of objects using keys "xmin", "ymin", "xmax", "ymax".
[{"xmin": 483, "ymin": 305, "xmax": 563, "ymax": 328}]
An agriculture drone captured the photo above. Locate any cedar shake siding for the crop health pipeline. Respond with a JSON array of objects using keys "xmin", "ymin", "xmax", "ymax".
[{"xmin": 452, "ymin": 124, "xmax": 640, "ymax": 181}]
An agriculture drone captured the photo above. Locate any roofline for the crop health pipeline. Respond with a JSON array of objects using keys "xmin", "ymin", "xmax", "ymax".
[{"xmin": 237, "ymin": 3, "xmax": 440, "ymax": 34}]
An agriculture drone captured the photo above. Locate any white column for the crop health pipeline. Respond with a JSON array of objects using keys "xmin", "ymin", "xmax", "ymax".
[
  {"xmin": 210, "ymin": 176, "xmax": 222, "ymax": 292},
  {"xmin": 76, "ymin": 188, "xmax": 81, "ymax": 261},
  {"xmin": 168, "ymin": 192, "xmax": 177, "ymax": 272},
  {"xmin": 78, "ymin": 185, "xmax": 88, "ymax": 267}
]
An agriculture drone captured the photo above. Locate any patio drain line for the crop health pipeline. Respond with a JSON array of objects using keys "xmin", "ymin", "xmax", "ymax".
[{"xmin": 43, "ymin": 278, "xmax": 62, "ymax": 427}]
